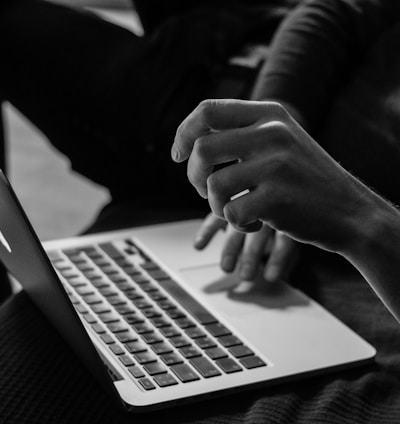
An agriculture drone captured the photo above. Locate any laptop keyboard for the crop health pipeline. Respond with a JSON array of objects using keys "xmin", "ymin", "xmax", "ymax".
[{"xmin": 48, "ymin": 239, "xmax": 266, "ymax": 391}]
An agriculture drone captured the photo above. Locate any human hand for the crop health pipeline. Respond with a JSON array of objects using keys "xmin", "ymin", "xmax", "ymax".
[
  {"xmin": 172, "ymin": 99, "xmax": 371, "ymax": 254},
  {"xmin": 195, "ymin": 213, "xmax": 299, "ymax": 282}
]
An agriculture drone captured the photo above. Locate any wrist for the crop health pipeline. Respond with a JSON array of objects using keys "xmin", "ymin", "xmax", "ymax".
[{"xmin": 341, "ymin": 188, "xmax": 400, "ymax": 269}]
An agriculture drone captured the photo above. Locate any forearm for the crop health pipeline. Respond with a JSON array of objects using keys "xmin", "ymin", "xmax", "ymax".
[
  {"xmin": 341, "ymin": 187, "xmax": 400, "ymax": 323},
  {"xmin": 252, "ymin": 0, "xmax": 399, "ymax": 132}
]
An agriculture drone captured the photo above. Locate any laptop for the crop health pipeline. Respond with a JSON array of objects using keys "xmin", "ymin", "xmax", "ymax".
[{"xmin": 0, "ymin": 170, "xmax": 375, "ymax": 412}]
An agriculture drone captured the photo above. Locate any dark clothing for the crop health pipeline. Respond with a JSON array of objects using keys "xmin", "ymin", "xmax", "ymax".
[{"xmin": 0, "ymin": 0, "xmax": 290, "ymax": 205}]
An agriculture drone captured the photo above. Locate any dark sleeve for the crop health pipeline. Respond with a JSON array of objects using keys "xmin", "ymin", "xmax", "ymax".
[{"xmin": 251, "ymin": 0, "xmax": 400, "ymax": 132}]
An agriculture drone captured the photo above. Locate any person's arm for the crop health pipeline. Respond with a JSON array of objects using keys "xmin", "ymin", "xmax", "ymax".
[
  {"xmin": 172, "ymin": 99, "xmax": 400, "ymax": 323},
  {"xmin": 252, "ymin": 0, "xmax": 400, "ymax": 132}
]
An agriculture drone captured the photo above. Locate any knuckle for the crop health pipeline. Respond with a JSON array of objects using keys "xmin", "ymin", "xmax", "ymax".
[
  {"xmin": 193, "ymin": 136, "xmax": 210, "ymax": 161},
  {"xmin": 268, "ymin": 101, "xmax": 289, "ymax": 119},
  {"xmin": 224, "ymin": 204, "xmax": 243, "ymax": 228},
  {"xmin": 207, "ymin": 172, "xmax": 225, "ymax": 196},
  {"xmin": 198, "ymin": 99, "xmax": 218, "ymax": 122}
]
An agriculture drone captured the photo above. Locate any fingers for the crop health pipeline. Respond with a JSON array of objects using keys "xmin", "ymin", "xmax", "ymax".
[
  {"xmin": 264, "ymin": 233, "xmax": 299, "ymax": 283},
  {"xmin": 223, "ymin": 186, "xmax": 266, "ymax": 232},
  {"xmin": 207, "ymin": 160, "xmax": 260, "ymax": 219},
  {"xmin": 220, "ymin": 226, "xmax": 245, "ymax": 273},
  {"xmin": 194, "ymin": 213, "xmax": 226, "ymax": 250},
  {"xmin": 172, "ymin": 99, "xmax": 287, "ymax": 163},
  {"xmin": 186, "ymin": 126, "xmax": 253, "ymax": 198},
  {"xmin": 239, "ymin": 225, "xmax": 273, "ymax": 281}
]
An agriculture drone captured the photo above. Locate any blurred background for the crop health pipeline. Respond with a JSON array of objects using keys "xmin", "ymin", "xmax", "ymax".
[{"xmin": 4, "ymin": 0, "xmax": 142, "ymax": 241}]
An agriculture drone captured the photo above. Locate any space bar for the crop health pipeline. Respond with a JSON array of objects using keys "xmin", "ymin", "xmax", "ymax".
[{"xmin": 158, "ymin": 279, "xmax": 217, "ymax": 325}]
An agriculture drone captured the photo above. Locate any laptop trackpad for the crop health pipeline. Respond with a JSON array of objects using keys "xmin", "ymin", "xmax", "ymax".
[{"xmin": 178, "ymin": 265, "xmax": 310, "ymax": 319}]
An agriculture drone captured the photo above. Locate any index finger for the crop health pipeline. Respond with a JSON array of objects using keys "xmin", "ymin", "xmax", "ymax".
[{"xmin": 171, "ymin": 99, "xmax": 282, "ymax": 163}]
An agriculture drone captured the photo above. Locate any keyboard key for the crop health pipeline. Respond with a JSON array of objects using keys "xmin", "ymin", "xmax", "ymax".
[
  {"xmin": 195, "ymin": 337, "xmax": 217, "ymax": 350},
  {"xmin": 169, "ymin": 335, "xmax": 191, "ymax": 348},
  {"xmin": 132, "ymin": 299, "xmax": 152, "ymax": 309},
  {"xmin": 100, "ymin": 334, "xmax": 114, "ymax": 344},
  {"xmin": 98, "ymin": 312, "xmax": 120, "ymax": 324},
  {"xmin": 91, "ymin": 303, "xmax": 111, "ymax": 314},
  {"xmin": 218, "ymin": 335, "xmax": 242, "ymax": 347},
  {"xmin": 107, "ymin": 296, "xmax": 126, "ymax": 306},
  {"xmin": 98, "ymin": 288, "xmax": 119, "ymax": 297},
  {"xmin": 146, "ymin": 269, "xmax": 170, "ymax": 281},
  {"xmin": 109, "ymin": 275, "xmax": 128, "ymax": 283},
  {"xmin": 153, "ymin": 373, "xmax": 178, "ymax": 388},
  {"xmin": 175, "ymin": 318, "xmax": 196, "ymax": 329},
  {"xmin": 99, "ymin": 242, "xmax": 123, "ymax": 259},
  {"xmin": 165, "ymin": 308, "xmax": 185, "ymax": 320},
  {"xmin": 159, "ymin": 326, "xmax": 181, "ymax": 338},
  {"xmin": 179, "ymin": 346, "xmax": 202, "ymax": 359},
  {"xmin": 107, "ymin": 322, "xmax": 130, "ymax": 333},
  {"xmin": 131, "ymin": 323, "xmax": 153, "ymax": 334},
  {"xmin": 125, "ymin": 291, "xmax": 143, "ymax": 301},
  {"xmin": 228, "ymin": 345, "xmax": 254, "ymax": 358},
  {"xmin": 115, "ymin": 282, "xmax": 134, "ymax": 291},
  {"xmin": 91, "ymin": 323, "xmax": 106, "ymax": 334},
  {"xmin": 171, "ymin": 364, "xmax": 200, "ymax": 383},
  {"xmin": 215, "ymin": 358, "xmax": 242, "ymax": 374},
  {"xmin": 125, "ymin": 341, "xmax": 147, "ymax": 354},
  {"xmin": 160, "ymin": 353, "xmax": 183, "ymax": 366},
  {"xmin": 83, "ymin": 313, "xmax": 97, "ymax": 324},
  {"xmin": 114, "ymin": 258, "xmax": 133, "ymax": 267},
  {"xmin": 205, "ymin": 347, "xmax": 228, "ymax": 360},
  {"xmin": 115, "ymin": 331, "xmax": 138, "ymax": 343},
  {"xmin": 99, "ymin": 265, "xmax": 119, "ymax": 275},
  {"xmin": 157, "ymin": 299, "xmax": 175, "ymax": 310},
  {"xmin": 159, "ymin": 279, "xmax": 217, "ymax": 325},
  {"xmin": 240, "ymin": 356, "xmax": 267, "ymax": 369},
  {"xmin": 148, "ymin": 291, "xmax": 167, "ymax": 302},
  {"xmin": 143, "ymin": 362, "xmax": 168, "ymax": 376},
  {"xmin": 142, "ymin": 308, "xmax": 162, "ymax": 319},
  {"xmin": 119, "ymin": 354, "xmax": 135, "ymax": 367},
  {"xmin": 140, "ymin": 283, "xmax": 159, "ymax": 293},
  {"xmin": 150, "ymin": 317, "xmax": 170, "ymax": 328},
  {"xmin": 138, "ymin": 378, "xmax": 156, "ymax": 391},
  {"xmin": 140, "ymin": 262, "xmax": 159, "ymax": 271},
  {"xmin": 74, "ymin": 304, "xmax": 88, "ymax": 314},
  {"xmin": 76, "ymin": 286, "xmax": 95, "ymax": 296},
  {"xmin": 185, "ymin": 327, "xmax": 206, "ymax": 339},
  {"xmin": 114, "ymin": 304, "xmax": 136, "ymax": 315},
  {"xmin": 151, "ymin": 342, "xmax": 173, "ymax": 355},
  {"xmin": 109, "ymin": 344, "xmax": 125, "ymax": 355},
  {"xmin": 205, "ymin": 323, "xmax": 231, "ymax": 338},
  {"xmin": 82, "ymin": 294, "xmax": 103, "ymax": 305},
  {"xmin": 190, "ymin": 357, "xmax": 222, "ymax": 378},
  {"xmin": 124, "ymin": 314, "xmax": 144, "ymax": 325},
  {"xmin": 91, "ymin": 279, "xmax": 110, "ymax": 289},
  {"xmin": 141, "ymin": 332, "xmax": 163, "ymax": 344},
  {"xmin": 68, "ymin": 294, "xmax": 80, "ymax": 304},
  {"xmin": 130, "ymin": 275, "xmax": 150, "ymax": 284},
  {"xmin": 128, "ymin": 365, "xmax": 145, "ymax": 379},
  {"xmin": 134, "ymin": 351, "xmax": 158, "ymax": 364},
  {"xmin": 60, "ymin": 269, "xmax": 80, "ymax": 279},
  {"xmin": 68, "ymin": 278, "xmax": 87, "ymax": 288}
]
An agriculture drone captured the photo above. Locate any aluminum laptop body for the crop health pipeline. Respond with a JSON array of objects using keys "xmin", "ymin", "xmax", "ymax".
[{"xmin": 0, "ymin": 171, "xmax": 375, "ymax": 411}]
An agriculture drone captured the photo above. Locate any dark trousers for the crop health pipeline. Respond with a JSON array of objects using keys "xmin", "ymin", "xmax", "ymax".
[{"xmin": 0, "ymin": 0, "xmax": 264, "ymax": 301}]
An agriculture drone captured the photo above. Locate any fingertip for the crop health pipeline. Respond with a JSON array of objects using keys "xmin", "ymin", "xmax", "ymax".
[
  {"xmin": 240, "ymin": 264, "xmax": 257, "ymax": 281},
  {"xmin": 221, "ymin": 255, "xmax": 235, "ymax": 273},
  {"xmin": 237, "ymin": 221, "xmax": 262, "ymax": 233},
  {"xmin": 171, "ymin": 145, "xmax": 182, "ymax": 163}
]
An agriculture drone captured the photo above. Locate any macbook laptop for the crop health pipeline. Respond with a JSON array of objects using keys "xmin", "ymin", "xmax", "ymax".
[{"xmin": 0, "ymin": 170, "xmax": 375, "ymax": 412}]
